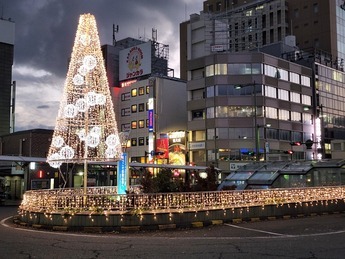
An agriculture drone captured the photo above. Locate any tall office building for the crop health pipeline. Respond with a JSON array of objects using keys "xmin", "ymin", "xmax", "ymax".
[
  {"xmin": 0, "ymin": 18, "xmax": 15, "ymax": 136},
  {"xmin": 181, "ymin": 0, "xmax": 345, "ymax": 74},
  {"xmin": 181, "ymin": 0, "xmax": 345, "ymax": 170}
]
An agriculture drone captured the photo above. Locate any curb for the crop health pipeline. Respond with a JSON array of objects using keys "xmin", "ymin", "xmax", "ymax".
[{"xmin": 13, "ymin": 209, "xmax": 345, "ymax": 234}]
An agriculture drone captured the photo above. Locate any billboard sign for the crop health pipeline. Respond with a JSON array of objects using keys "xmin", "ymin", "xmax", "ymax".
[
  {"xmin": 117, "ymin": 153, "xmax": 129, "ymax": 194},
  {"xmin": 168, "ymin": 131, "xmax": 186, "ymax": 165},
  {"xmin": 119, "ymin": 42, "xmax": 152, "ymax": 81}
]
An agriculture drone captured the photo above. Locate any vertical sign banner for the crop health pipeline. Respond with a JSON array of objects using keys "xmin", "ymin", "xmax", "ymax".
[
  {"xmin": 148, "ymin": 98, "xmax": 154, "ymax": 132},
  {"xmin": 117, "ymin": 153, "xmax": 129, "ymax": 194}
]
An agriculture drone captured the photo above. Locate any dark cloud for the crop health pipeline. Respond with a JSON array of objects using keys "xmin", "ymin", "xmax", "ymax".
[
  {"xmin": 36, "ymin": 105, "xmax": 50, "ymax": 109},
  {"xmin": 1, "ymin": 0, "xmax": 202, "ymax": 130},
  {"xmin": 3, "ymin": 0, "xmax": 201, "ymax": 77}
]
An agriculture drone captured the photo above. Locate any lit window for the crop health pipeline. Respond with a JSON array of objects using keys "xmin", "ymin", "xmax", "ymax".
[
  {"xmin": 301, "ymin": 76, "xmax": 311, "ymax": 86},
  {"xmin": 278, "ymin": 89, "xmax": 289, "ymax": 101},
  {"xmin": 279, "ymin": 109, "xmax": 290, "ymax": 121},
  {"xmin": 265, "ymin": 85, "xmax": 277, "ymax": 98},
  {"xmin": 139, "ymin": 87, "xmax": 145, "ymax": 95},
  {"xmin": 131, "ymin": 88, "xmax": 137, "ymax": 97},
  {"xmin": 302, "ymin": 95, "xmax": 311, "ymax": 105},
  {"xmin": 205, "ymin": 65, "xmax": 215, "ymax": 77},
  {"xmin": 291, "ymin": 111, "xmax": 302, "ymax": 122},
  {"xmin": 138, "ymin": 120, "xmax": 145, "ymax": 128},
  {"xmin": 131, "ymin": 121, "xmax": 137, "ymax": 129},
  {"xmin": 138, "ymin": 137, "xmax": 145, "ymax": 146},
  {"xmin": 290, "ymin": 92, "xmax": 300, "ymax": 103},
  {"xmin": 215, "ymin": 64, "xmax": 227, "ymax": 75},
  {"xmin": 131, "ymin": 138, "xmax": 137, "ymax": 146},
  {"xmin": 131, "ymin": 104, "xmax": 137, "ymax": 113},
  {"xmin": 266, "ymin": 107, "xmax": 278, "ymax": 119},
  {"xmin": 289, "ymin": 72, "xmax": 300, "ymax": 84}
]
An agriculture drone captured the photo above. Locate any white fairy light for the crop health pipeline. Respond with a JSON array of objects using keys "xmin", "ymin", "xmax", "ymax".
[
  {"xmin": 78, "ymin": 65, "xmax": 88, "ymax": 76},
  {"xmin": 72, "ymin": 74, "xmax": 84, "ymax": 86},
  {"xmin": 96, "ymin": 93, "xmax": 106, "ymax": 105},
  {"xmin": 47, "ymin": 153, "xmax": 63, "ymax": 168},
  {"xmin": 86, "ymin": 91, "xmax": 97, "ymax": 106},
  {"xmin": 59, "ymin": 145, "xmax": 75, "ymax": 159},
  {"xmin": 79, "ymin": 34, "xmax": 91, "ymax": 46},
  {"xmin": 76, "ymin": 128, "xmax": 86, "ymax": 141},
  {"xmin": 90, "ymin": 126, "xmax": 102, "ymax": 135},
  {"xmin": 52, "ymin": 136, "xmax": 64, "ymax": 148},
  {"xmin": 47, "ymin": 13, "xmax": 123, "ymax": 165},
  {"xmin": 106, "ymin": 134, "xmax": 120, "ymax": 147},
  {"xmin": 64, "ymin": 104, "xmax": 78, "ymax": 118},
  {"xmin": 75, "ymin": 98, "xmax": 87, "ymax": 112},
  {"xmin": 105, "ymin": 147, "xmax": 116, "ymax": 158},
  {"xmin": 83, "ymin": 55, "xmax": 97, "ymax": 70},
  {"xmin": 86, "ymin": 132, "xmax": 100, "ymax": 148}
]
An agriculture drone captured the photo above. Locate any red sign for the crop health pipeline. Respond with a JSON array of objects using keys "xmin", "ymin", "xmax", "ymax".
[{"xmin": 156, "ymin": 138, "xmax": 169, "ymax": 159}]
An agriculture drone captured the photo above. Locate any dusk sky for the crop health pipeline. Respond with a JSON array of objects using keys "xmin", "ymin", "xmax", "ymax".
[{"xmin": 2, "ymin": 0, "xmax": 202, "ymax": 131}]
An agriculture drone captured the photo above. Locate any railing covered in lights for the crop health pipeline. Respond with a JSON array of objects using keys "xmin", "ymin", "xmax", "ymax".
[{"xmin": 19, "ymin": 186, "xmax": 345, "ymax": 215}]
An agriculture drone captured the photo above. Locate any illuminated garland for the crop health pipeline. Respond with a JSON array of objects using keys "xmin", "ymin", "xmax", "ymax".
[
  {"xmin": 19, "ymin": 186, "xmax": 345, "ymax": 216},
  {"xmin": 47, "ymin": 13, "xmax": 122, "ymax": 167}
]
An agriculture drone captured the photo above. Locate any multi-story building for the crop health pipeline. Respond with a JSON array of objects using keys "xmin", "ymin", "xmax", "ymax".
[
  {"xmin": 114, "ymin": 77, "xmax": 187, "ymax": 164},
  {"xmin": 187, "ymin": 51, "xmax": 313, "ymax": 169},
  {"xmin": 181, "ymin": 0, "xmax": 345, "ymax": 170},
  {"xmin": 0, "ymin": 17, "xmax": 15, "ymax": 136},
  {"xmin": 200, "ymin": 0, "xmax": 345, "ymax": 62},
  {"xmin": 102, "ymin": 38, "xmax": 187, "ymax": 165}
]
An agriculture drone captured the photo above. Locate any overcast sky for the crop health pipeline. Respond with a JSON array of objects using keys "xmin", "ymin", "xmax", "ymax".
[{"xmin": 1, "ymin": 0, "xmax": 202, "ymax": 132}]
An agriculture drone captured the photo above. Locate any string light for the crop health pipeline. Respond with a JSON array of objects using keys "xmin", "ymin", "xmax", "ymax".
[
  {"xmin": 18, "ymin": 186, "xmax": 345, "ymax": 225},
  {"xmin": 47, "ymin": 13, "xmax": 122, "ymax": 167}
]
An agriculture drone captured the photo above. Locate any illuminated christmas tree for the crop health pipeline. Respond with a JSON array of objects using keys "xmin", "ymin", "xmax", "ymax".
[{"xmin": 47, "ymin": 14, "xmax": 122, "ymax": 171}]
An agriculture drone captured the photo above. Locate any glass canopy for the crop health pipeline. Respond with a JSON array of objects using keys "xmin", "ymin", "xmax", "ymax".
[{"xmin": 218, "ymin": 160, "xmax": 345, "ymax": 190}]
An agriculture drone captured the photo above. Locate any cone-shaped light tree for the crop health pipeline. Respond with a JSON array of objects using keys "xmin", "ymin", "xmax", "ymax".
[{"xmin": 47, "ymin": 14, "xmax": 122, "ymax": 176}]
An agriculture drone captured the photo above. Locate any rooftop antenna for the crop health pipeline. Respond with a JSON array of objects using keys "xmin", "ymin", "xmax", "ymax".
[
  {"xmin": 113, "ymin": 24, "xmax": 119, "ymax": 46},
  {"xmin": 185, "ymin": 3, "xmax": 187, "ymax": 21},
  {"xmin": 152, "ymin": 28, "xmax": 157, "ymax": 42}
]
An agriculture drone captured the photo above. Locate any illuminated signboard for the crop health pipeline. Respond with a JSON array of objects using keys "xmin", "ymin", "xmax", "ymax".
[
  {"xmin": 148, "ymin": 98, "xmax": 154, "ymax": 132},
  {"xmin": 156, "ymin": 138, "xmax": 169, "ymax": 159},
  {"xmin": 148, "ymin": 110, "xmax": 154, "ymax": 132},
  {"xmin": 120, "ymin": 79, "xmax": 137, "ymax": 88},
  {"xmin": 119, "ymin": 42, "xmax": 152, "ymax": 81},
  {"xmin": 315, "ymin": 118, "xmax": 322, "ymax": 160},
  {"xmin": 117, "ymin": 153, "xmax": 128, "ymax": 194},
  {"xmin": 168, "ymin": 131, "xmax": 186, "ymax": 165}
]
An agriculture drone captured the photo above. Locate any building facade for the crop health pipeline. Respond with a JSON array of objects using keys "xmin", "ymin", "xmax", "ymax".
[
  {"xmin": 187, "ymin": 51, "xmax": 313, "ymax": 170},
  {"xmin": 0, "ymin": 18, "xmax": 15, "ymax": 136},
  {"xmin": 102, "ymin": 37, "xmax": 188, "ymax": 165},
  {"xmin": 181, "ymin": 0, "xmax": 345, "ymax": 170}
]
